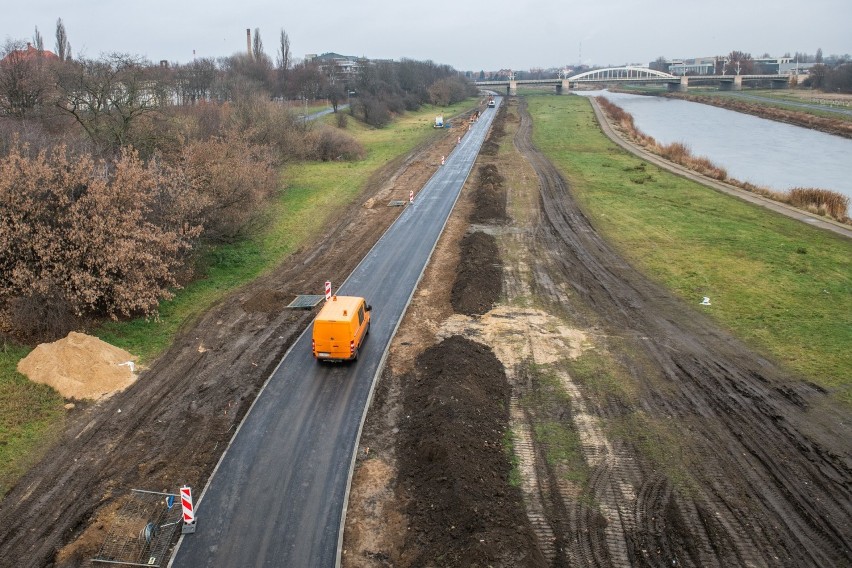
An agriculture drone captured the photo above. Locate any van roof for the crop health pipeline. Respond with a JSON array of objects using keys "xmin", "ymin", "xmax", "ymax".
[{"xmin": 315, "ymin": 296, "xmax": 364, "ymax": 322}]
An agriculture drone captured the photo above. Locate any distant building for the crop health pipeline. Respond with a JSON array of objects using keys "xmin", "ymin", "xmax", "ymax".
[
  {"xmin": 667, "ymin": 57, "xmax": 716, "ymax": 75},
  {"xmin": 0, "ymin": 42, "xmax": 60, "ymax": 65},
  {"xmin": 747, "ymin": 56, "xmax": 820, "ymax": 76},
  {"xmin": 656, "ymin": 55, "xmax": 808, "ymax": 76},
  {"xmin": 304, "ymin": 52, "xmax": 361, "ymax": 79}
]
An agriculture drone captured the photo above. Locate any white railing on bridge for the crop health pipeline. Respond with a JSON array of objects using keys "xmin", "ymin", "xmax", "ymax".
[{"xmin": 568, "ymin": 67, "xmax": 675, "ymax": 81}]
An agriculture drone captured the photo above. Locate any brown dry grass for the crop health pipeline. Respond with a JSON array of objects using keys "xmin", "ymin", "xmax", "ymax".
[
  {"xmin": 788, "ymin": 187, "xmax": 850, "ymax": 220},
  {"xmin": 596, "ymin": 97, "xmax": 850, "ymax": 223}
]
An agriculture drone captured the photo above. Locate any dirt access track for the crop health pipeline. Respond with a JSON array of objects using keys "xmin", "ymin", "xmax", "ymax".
[
  {"xmin": 2, "ymin": 97, "xmax": 850, "ymax": 568},
  {"xmin": 343, "ymin": 98, "xmax": 851, "ymax": 567}
]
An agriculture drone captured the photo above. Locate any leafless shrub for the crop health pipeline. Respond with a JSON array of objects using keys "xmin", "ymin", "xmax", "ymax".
[
  {"xmin": 179, "ymin": 133, "xmax": 279, "ymax": 242},
  {"xmin": 227, "ymin": 93, "xmax": 310, "ymax": 161},
  {"xmin": 335, "ymin": 111, "xmax": 348, "ymax": 129},
  {"xmin": 306, "ymin": 126, "xmax": 365, "ymax": 162},
  {"xmin": 6, "ymin": 284, "xmax": 77, "ymax": 342}
]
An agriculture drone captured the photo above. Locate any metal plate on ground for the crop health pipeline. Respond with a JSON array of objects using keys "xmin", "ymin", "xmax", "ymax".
[
  {"xmin": 286, "ymin": 295, "xmax": 325, "ymax": 309},
  {"xmin": 387, "ymin": 200, "xmax": 407, "ymax": 207}
]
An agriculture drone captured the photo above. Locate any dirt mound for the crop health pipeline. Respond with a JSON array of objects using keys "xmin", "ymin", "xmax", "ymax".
[
  {"xmin": 17, "ymin": 332, "xmax": 137, "ymax": 400},
  {"xmin": 451, "ymin": 231, "xmax": 501, "ymax": 315},
  {"xmin": 396, "ymin": 335, "xmax": 547, "ymax": 568},
  {"xmin": 469, "ymin": 164, "xmax": 507, "ymax": 224}
]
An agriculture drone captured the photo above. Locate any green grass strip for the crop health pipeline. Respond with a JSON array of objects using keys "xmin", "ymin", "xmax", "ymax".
[
  {"xmin": 0, "ymin": 343, "xmax": 65, "ymax": 496},
  {"xmin": 527, "ymin": 94, "xmax": 851, "ymax": 403}
]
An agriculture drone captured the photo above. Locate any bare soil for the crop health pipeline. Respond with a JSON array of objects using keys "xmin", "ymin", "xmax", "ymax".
[
  {"xmin": 396, "ymin": 335, "xmax": 547, "ymax": 567},
  {"xmin": 3, "ymin": 95, "xmax": 850, "ymax": 568},
  {"xmin": 17, "ymin": 332, "xmax": 137, "ymax": 401},
  {"xmin": 344, "ymin": 97, "xmax": 852, "ymax": 568}
]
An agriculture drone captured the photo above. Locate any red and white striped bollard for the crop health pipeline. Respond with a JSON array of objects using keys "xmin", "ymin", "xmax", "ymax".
[{"xmin": 181, "ymin": 485, "xmax": 196, "ymax": 534}]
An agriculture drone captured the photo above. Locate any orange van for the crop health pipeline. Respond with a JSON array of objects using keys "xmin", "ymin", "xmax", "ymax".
[{"xmin": 311, "ymin": 296, "xmax": 372, "ymax": 362}]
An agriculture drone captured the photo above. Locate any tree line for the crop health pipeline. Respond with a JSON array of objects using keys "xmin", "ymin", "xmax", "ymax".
[{"xmin": 0, "ymin": 22, "xmax": 476, "ymax": 341}]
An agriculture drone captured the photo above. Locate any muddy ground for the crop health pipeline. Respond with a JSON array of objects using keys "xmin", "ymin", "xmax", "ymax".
[
  {"xmin": 2, "ymin": 95, "xmax": 850, "ymax": 568},
  {"xmin": 343, "ymin": 97, "xmax": 851, "ymax": 568},
  {"xmin": 0, "ymin": 109, "xmax": 475, "ymax": 567}
]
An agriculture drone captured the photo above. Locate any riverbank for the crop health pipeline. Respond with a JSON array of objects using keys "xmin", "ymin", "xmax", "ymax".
[
  {"xmin": 653, "ymin": 90, "xmax": 852, "ymax": 138},
  {"xmin": 594, "ymin": 95, "xmax": 851, "ymax": 226},
  {"xmin": 530, "ymin": 94, "xmax": 851, "ymax": 399}
]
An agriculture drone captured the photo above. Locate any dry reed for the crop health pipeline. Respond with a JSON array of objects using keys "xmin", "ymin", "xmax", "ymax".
[{"xmin": 595, "ymin": 97, "xmax": 850, "ymax": 224}]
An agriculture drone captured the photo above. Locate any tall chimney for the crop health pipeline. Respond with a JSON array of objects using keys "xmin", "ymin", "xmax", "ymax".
[{"xmin": 246, "ymin": 28, "xmax": 252, "ymax": 58}]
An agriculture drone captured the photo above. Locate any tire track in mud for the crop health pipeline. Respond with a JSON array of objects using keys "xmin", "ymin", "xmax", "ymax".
[
  {"xmin": 510, "ymin": 394, "xmax": 559, "ymax": 564},
  {"xmin": 513, "ymin": 96, "xmax": 852, "ymax": 567},
  {"xmin": 466, "ymin": 99, "xmax": 650, "ymax": 568}
]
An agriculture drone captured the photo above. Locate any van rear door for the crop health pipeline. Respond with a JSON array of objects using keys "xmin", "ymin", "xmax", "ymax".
[{"xmin": 314, "ymin": 322, "xmax": 352, "ymax": 360}]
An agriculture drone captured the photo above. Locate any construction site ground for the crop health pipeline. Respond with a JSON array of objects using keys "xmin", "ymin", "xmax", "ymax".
[
  {"xmin": 342, "ymin": 98, "xmax": 851, "ymax": 567},
  {"xmin": 0, "ymin": 97, "xmax": 849, "ymax": 568}
]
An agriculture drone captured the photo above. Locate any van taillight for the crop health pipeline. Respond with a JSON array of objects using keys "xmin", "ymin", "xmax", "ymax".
[
  {"xmin": 350, "ymin": 340, "xmax": 355, "ymax": 354},
  {"xmin": 312, "ymin": 339, "xmax": 315, "ymax": 355}
]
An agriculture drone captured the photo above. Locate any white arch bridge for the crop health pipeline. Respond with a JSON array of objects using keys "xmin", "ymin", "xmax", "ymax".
[{"xmin": 475, "ymin": 66, "xmax": 791, "ymax": 93}]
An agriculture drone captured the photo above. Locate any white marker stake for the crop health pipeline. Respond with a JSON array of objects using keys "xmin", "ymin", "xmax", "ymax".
[
  {"xmin": 441, "ymin": 156, "xmax": 445, "ymax": 166},
  {"xmin": 409, "ymin": 190, "xmax": 414, "ymax": 203},
  {"xmin": 325, "ymin": 281, "xmax": 332, "ymax": 301}
]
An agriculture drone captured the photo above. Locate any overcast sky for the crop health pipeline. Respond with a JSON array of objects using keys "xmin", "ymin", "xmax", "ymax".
[{"xmin": 5, "ymin": 0, "xmax": 851, "ymax": 71}]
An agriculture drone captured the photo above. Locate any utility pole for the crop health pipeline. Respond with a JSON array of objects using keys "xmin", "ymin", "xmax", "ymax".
[{"xmin": 246, "ymin": 28, "xmax": 252, "ymax": 58}]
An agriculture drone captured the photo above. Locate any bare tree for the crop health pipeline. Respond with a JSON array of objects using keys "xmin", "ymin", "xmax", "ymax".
[
  {"xmin": 650, "ymin": 56, "xmax": 669, "ymax": 73},
  {"xmin": 175, "ymin": 57, "xmax": 218, "ymax": 104},
  {"xmin": 252, "ymin": 28, "xmax": 264, "ymax": 62},
  {"xmin": 33, "ymin": 27, "xmax": 44, "ymax": 52},
  {"xmin": 815, "ymin": 48, "xmax": 823, "ymax": 63},
  {"xmin": 277, "ymin": 28, "xmax": 290, "ymax": 72},
  {"xmin": 727, "ymin": 51, "xmax": 754, "ymax": 75},
  {"xmin": 0, "ymin": 39, "xmax": 54, "ymax": 117},
  {"xmin": 54, "ymin": 54, "xmax": 161, "ymax": 153},
  {"xmin": 55, "ymin": 18, "xmax": 69, "ymax": 61},
  {"xmin": 327, "ymin": 81, "xmax": 345, "ymax": 113},
  {"xmin": 289, "ymin": 60, "xmax": 326, "ymax": 102}
]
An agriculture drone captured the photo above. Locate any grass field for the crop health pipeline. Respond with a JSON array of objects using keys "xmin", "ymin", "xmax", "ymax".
[
  {"xmin": 0, "ymin": 99, "xmax": 475, "ymax": 496},
  {"xmin": 527, "ymin": 94, "xmax": 851, "ymax": 403}
]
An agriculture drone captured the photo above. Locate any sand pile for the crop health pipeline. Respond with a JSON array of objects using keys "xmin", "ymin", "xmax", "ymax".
[{"xmin": 17, "ymin": 332, "xmax": 138, "ymax": 400}]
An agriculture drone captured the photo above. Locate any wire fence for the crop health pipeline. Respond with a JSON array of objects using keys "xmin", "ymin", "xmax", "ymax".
[{"xmin": 92, "ymin": 489, "xmax": 183, "ymax": 567}]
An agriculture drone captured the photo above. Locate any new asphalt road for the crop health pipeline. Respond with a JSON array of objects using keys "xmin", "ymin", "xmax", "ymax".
[{"xmin": 170, "ymin": 98, "xmax": 500, "ymax": 567}]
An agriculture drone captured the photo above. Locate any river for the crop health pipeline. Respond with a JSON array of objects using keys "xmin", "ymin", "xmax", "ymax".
[{"xmin": 575, "ymin": 90, "xmax": 852, "ymax": 207}]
